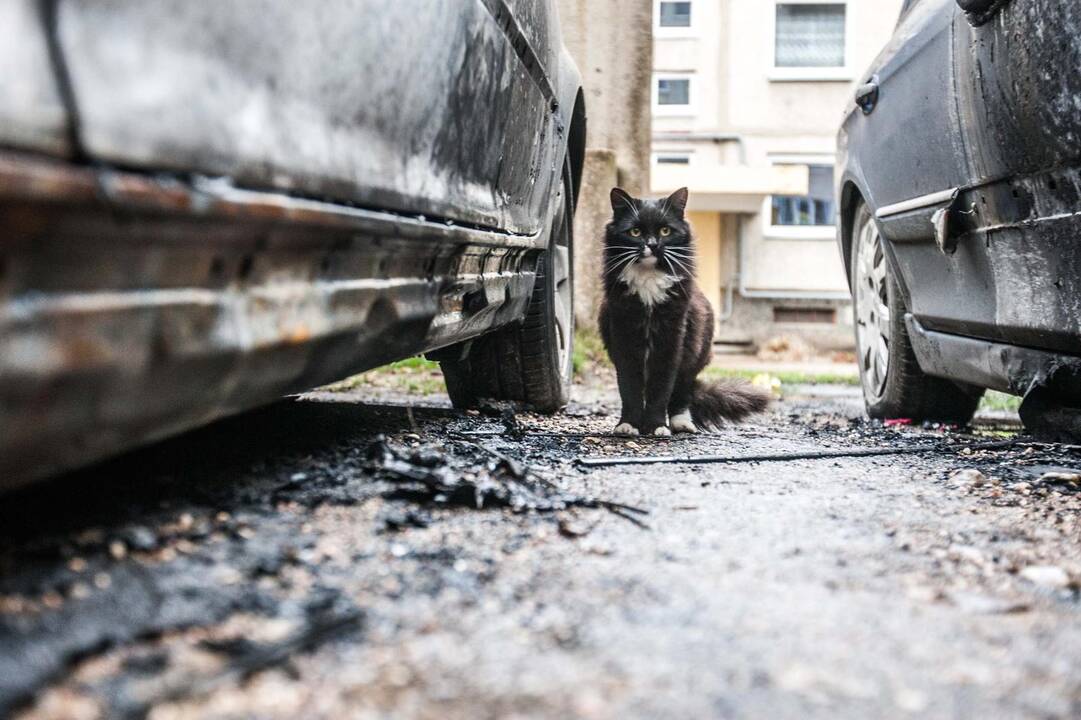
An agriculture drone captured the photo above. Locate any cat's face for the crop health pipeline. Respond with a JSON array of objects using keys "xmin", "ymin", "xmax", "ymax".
[{"xmin": 605, "ymin": 187, "xmax": 693, "ymax": 279}]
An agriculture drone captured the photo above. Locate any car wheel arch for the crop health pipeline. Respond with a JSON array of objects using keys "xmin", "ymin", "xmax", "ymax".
[
  {"xmin": 839, "ymin": 181, "xmax": 866, "ymax": 291},
  {"xmin": 566, "ymin": 87, "xmax": 587, "ymax": 214},
  {"xmin": 845, "ymin": 189, "xmax": 918, "ymax": 318}
]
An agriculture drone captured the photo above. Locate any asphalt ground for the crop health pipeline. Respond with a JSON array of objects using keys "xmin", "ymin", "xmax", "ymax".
[{"xmin": 2, "ymin": 384, "xmax": 1080, "ymax": 719}]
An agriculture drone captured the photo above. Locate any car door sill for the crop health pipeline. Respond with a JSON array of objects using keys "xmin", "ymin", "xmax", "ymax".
[
  {"xmin": 0, "ymin": 151, "xmax": 545, "ymax": 489},
  {"xmin": 906, "ymin": 316, "xmax": 1081, "ymax": 397}
]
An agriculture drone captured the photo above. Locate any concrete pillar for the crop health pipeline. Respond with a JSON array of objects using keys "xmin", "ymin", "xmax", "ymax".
[
  {"xmin": 557, "ymin": 0, "xmax": 653, "ymax": 330},
  {"xmin": 572, "ymin": 149, "xmax": 617, "ymax": 329}
]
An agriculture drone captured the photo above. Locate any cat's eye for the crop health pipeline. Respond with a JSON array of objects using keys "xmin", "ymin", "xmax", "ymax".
[
  {"xmin": 659, "ymin": 227, "xmax": 672, "ymax": 237},
  {"xmin": 629, "ymin": 228, "xmax": 642, "ymax": 238}
]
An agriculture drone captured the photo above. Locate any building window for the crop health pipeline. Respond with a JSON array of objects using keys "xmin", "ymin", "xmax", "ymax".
[
  {"xmin": 775, "ymin": 3, "xmax": 846, "ymax": 68},
  {"xmin": 655, "ymin": 154, "xmax": 691, "ymax": 165},
  {"xmin": 653, "ymin": 74, "xmax": 694, "ymax": 115},
  {"xmin": 772, "ymin": 165, "xmax": 835, "ymax": 227},
  {"xmin": 659, "ymin": 1, "xmax": 692, "ymax": 27},
  {"xmin": 657, "ymin": 78, "xmax": 690, "ymax": 106}
]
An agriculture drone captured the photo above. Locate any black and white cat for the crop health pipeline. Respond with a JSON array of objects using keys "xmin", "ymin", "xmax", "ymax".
[{"xmin": 599, "ymin": 187, "xmax": 770, "ymax": 436}]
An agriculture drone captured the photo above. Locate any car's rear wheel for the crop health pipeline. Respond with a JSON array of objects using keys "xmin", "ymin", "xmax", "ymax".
[
  {"xmin": 851, "ymin": 200, "xmax": 982, "ymax": 423},
  {"xmin": 440, "ymin": 165, "xmax": 574, "ymax": 413}
]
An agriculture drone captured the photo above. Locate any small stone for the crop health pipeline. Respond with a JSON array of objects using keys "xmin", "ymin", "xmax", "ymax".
[
  {"xmin": 949, "ymin": 468, "xmax": 986, "ymax": 488},
  {"xmin": 894, "ymin": 688, "xmax": 929, "ymax": 713},
  {"xmin": 1037, "ymin": 471, "xmax": 1081, "ymax": 486},
  {"xmin": 124, "ymin": 526, "xmax": 157, "ymax": 552},
  {"xmin": 108, "ymin": 540, "xmax": 127, "ymax": 560},
  {"xmin": 1019, "ymin": 565, "xmax": 1070, "ymax": 589},
  {"xmin": 950, "ymin": 545, "xmax": 984, "ymax": 565}
]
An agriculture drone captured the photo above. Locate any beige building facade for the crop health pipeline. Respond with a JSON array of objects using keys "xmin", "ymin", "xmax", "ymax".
[{"xmin": 651, "ymin": 0, "xmax": 903, "ymax": 350}]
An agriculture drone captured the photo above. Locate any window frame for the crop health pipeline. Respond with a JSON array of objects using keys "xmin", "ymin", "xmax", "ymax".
[
  {"xmin": 652, "ymin": 73, "xmax": 696, "ymax": 116},
  {"xmin": 764, "ymin": 154, "xmax": 838, "ymax": 240},
  {"xmin": 654, "ymin": 0, "xmax": 696, "ymax": 37},
  {"xmin": 768, "ymin": 0, "xmax": 852, "ymax": 82}
]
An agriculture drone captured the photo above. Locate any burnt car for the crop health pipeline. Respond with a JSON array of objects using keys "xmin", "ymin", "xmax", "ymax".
[
  {"xmin": 0, "ymin": 0, "xmax": 585, "ymax": 488},
  {"xmin": 837, "ymin": 0, "xmax": 1081, "ymax": 434}
]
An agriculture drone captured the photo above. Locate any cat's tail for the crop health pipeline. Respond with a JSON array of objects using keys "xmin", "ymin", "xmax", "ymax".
[{"xmin": 690, "ymin": 378, "xmax": 771, "ymax": 429}]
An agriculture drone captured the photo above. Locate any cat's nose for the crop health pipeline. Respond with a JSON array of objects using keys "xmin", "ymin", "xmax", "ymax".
[{"xmin": 641, "ymin": 246, "xmax": 653, "ymax": 258}]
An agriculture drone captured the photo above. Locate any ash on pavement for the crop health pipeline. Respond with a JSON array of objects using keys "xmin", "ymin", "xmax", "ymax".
[{"xmin": 2, "ymin": 388, "xmax": 1080, "ymax": 720}]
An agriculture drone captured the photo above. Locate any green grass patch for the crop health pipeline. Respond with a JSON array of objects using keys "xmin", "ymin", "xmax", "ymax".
[
  {"xmin": 573, "ymin": 327, "xmax": 611, "ymax": 377},
  {"xmin": 323, "ymin": 356, "xmax": 445, "ymax": 396},
  {"xmin": 702, "ymin": 366, "xmax": 860, "ymax": 387},
  {"xmin": 380, "ymin": 356, "xmax": 440, "ymax": 372},
  {"xmin": 979, "ymin": 390, "xmax": 1021, "ymax": 414}
]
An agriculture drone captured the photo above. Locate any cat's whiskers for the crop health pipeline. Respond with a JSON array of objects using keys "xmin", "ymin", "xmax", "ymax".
[
  {"xmin": 664, "ymin": 249, "xmax": 696, "ymax": 268},
  {"xmin": 603, "ymin": 252, "xmax": 640, "ymax": 278},
  {"xmin": 664, "ymin": 247, "xmax": 694, "ymax": 257},
  {"xmin": 657, "ymin": 254, "xmax": 683, "ymax": 285},
  {"xmin": 604, "ymin": 250, "xmax": 640, "ymax": 268},
  {"xmin": 663, "ymin": 254, "xmax": 694, "ymax": 290},
  {"xmin": 661, "ymin": 255, "xmax": 687, "ymax": 276}
]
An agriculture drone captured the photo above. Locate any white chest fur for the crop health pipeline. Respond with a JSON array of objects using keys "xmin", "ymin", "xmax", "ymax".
[{"xmin": 620, "ymin": 261, "xmax": 677, "ymax": 307}]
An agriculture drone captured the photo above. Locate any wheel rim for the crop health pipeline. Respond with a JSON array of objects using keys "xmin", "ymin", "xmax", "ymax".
[
  {"xmin": 551, "ymin": 185, "xmax": 573, "ymax": 380},
  {"xmin": 855, "ymin": 214, "xmax": 890, "ymax": 403}
]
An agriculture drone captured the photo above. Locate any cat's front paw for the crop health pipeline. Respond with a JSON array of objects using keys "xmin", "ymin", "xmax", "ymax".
[
  {"xmin": 613, "ymin": 423, "xmax": 640, "ymax": 436},
  {"xmin": 670, "ymin": 411, "xmax": 698, "ymax": 434},
  {"xmin": 652, "ymin": 426, "xmax": 672, "ymax": 437}
]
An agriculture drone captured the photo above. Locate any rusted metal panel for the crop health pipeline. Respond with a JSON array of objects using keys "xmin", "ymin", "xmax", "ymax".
[
  {"xmin": 0, "ymin": 0, "xmax": 71, "ymax": 156},
  {"xmin": 0, "ymin": 153, "xmax": 545, "ymax": 489},
  {"xmin": 52, "ymin": 0, "xmax": 561, "ymax": 236}
]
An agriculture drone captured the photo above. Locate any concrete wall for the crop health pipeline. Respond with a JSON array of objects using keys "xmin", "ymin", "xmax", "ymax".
[{"xmin": 558, "ymin": 0, "xmax": 653, "ymax": 328}]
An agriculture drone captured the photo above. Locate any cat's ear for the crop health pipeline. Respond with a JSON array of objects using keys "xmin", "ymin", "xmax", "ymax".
[
  {"xmin": 666, "ymin": 187, "xmax": 689, "ymax": 217},
  {"xmin": 610, "ymin": 187, "xmax": 636, "ymax": 214}
]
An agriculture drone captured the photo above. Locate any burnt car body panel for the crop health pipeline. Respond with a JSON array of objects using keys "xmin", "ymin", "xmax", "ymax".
[
  {"xmin": 838, "ymin": 0, "xmax": 1081, "ymax": 412},
  {"xmin": 0, "ymin": 1, "xmax": 584, "ymax": 488},
  {"xmin": 0, "ymin": 1, "xmax": 71, "ymax": 156},
  {"xmin": 55, "ymin": 0, "xmax": 559, "ymax": 235}
]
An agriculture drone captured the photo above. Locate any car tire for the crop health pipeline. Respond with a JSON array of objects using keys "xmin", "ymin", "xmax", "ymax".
[
  {"xmin": 440, "ymin": 164, "xmax": 574, "ymax": 413},
  {"xmin": 851, "ymin": 200, "xmax": 982, "ymax": 423}
]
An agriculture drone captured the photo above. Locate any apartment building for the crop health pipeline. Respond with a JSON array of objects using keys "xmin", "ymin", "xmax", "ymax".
[{"xmin": 651, "ymin": 0, "xmax": 903, "ymax": 350}]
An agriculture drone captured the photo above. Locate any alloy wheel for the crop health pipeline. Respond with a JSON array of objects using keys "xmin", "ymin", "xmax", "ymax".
[{"xmin": 855, "ymin": 215, "xmax": 890, "ymax": 402}]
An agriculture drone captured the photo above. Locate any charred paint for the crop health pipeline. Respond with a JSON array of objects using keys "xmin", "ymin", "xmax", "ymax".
[{"xmin": 41, "ymin": 0, "xmax": 571, "ymax": 236}]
